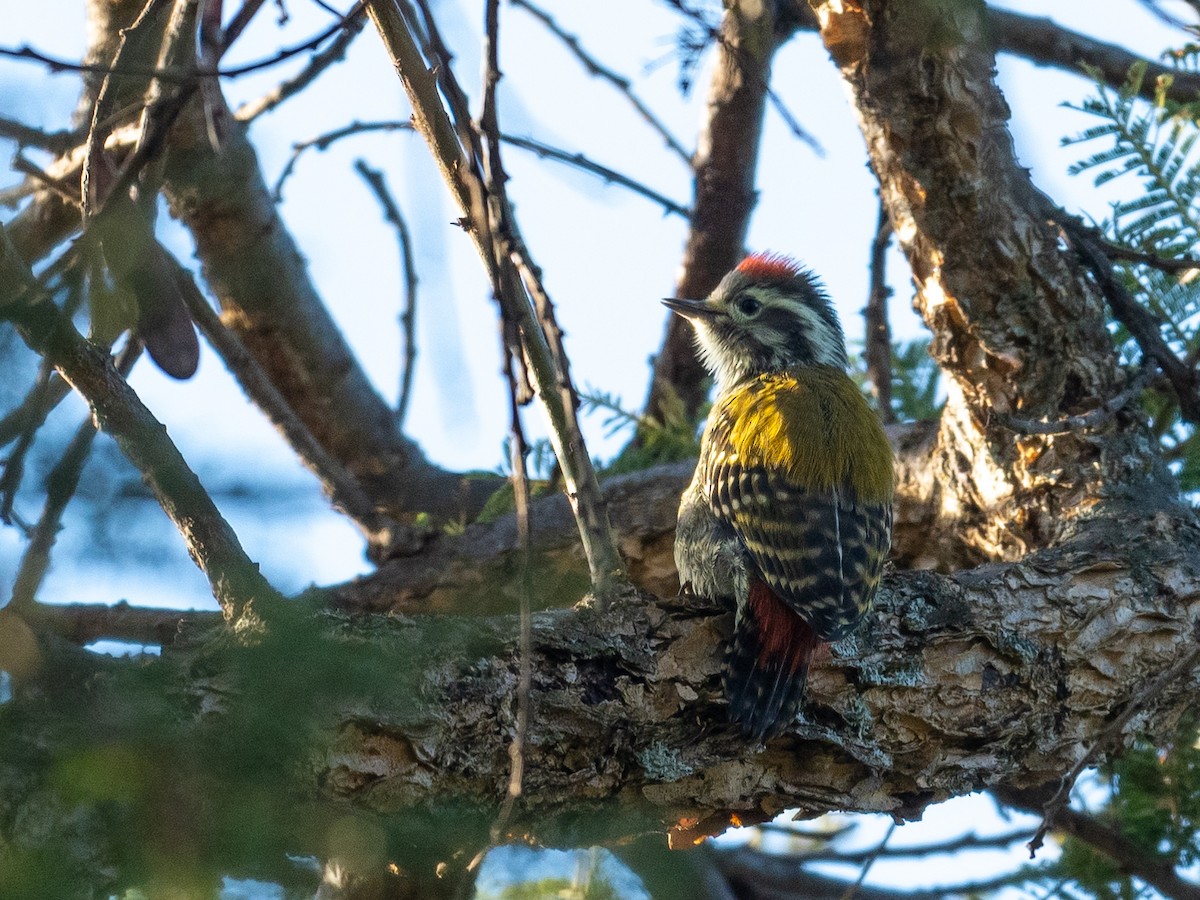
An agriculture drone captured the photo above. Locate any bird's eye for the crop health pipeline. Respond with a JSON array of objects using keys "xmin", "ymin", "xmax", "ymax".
[{"xmin": 735, "ymin": 294, "xmax": 761, "ymax": 317}]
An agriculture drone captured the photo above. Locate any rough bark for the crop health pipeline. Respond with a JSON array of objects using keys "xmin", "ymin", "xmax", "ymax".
[
  {"xmin": 811, "ymin": 0, "xmax": 1159, "ymax": 564},
  {"xmin": 8, "ymin": 492, "xmax": 1197, "ymax": 890}
]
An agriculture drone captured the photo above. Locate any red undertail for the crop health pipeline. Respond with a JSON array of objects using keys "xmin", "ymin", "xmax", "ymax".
[{"xmin": 725, "ymin": 579, "xmax": 823, "ymax": 740}]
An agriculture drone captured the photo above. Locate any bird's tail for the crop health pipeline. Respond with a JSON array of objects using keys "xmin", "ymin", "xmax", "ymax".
[{"xmin": 725, "ymin": 579, "xmax": 823, "ymax": 741}]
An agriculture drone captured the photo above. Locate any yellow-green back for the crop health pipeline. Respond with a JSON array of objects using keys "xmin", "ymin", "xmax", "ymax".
[{"xmin": 713, "ymin": 367, "xmax": 894, "ymax": 501}]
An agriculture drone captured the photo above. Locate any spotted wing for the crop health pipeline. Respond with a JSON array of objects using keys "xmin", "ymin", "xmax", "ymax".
[{"xmin": 704, "ymin": 455, "xmax": 891, "ymax": 642}]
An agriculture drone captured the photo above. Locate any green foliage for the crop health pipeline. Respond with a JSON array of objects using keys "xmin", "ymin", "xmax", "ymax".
[
  {"xmin": 0, "ymin": 606, "xmax": 499, "ymax": 897},
  {"xmin": 580, "ymin": 385, "xmax": 703, "ymax": 475},
  {"xmin": 1031, "ymin": 714, "xmax": 1200, "ymax": 899},
  {"xmin": 1108, "ymin": 713, "xmax": 1200, "ymax": 866},
  {"xmin": 1064, "ymin": 61, "xmax": 1200, "ymax": 490},
  {"xmin": 888, "ymin": 339, "xmax": 943, "ymax": 421},
  {"xmin": 848, "ymin": 339, "xmax": 943, "ymax": 423},
  {"xmin": 488, "ymin": 876, "xmax": 621, "ymax": 900},
  {"xmin": 1053, "ymin": 832, "xmax": 1140, "ymax": 900}
]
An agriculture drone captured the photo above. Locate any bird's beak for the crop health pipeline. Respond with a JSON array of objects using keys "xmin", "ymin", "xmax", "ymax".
[{"xmin": 662, "ymin": 297, "xmax": 719, "ymax": 320}]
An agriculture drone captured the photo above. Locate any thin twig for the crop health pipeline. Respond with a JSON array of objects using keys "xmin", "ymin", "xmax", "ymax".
[
  {"xmin": 167, "ymin": 251, "xmax": 400, "ymax": 547},
  {"xmin": 486, "ymin": 0, "xmax": 532, "ymax": 849},
  {"xmin": 864, "ymin": 198, "xmax": 893, "ymax": 422},
  {"xmin": 9, "ymin": 342, "xmax": 142, "ymax": 612},
  {"xmin": 486, "ymin": 337, "xmax": 535, "ymax": 858},
  {"xmin": 765, "ymin": 87, "xmax": 823, "ymax": 156},
  {"xmin": 1060, "ymin": 216, "xmax": 1200, "ymax": 426},
  {"xmin": 221, "ymin": 0, "xmax": 270, "ymax": 53},
  {"xmin": 365, "ymin": 0, "xmax": 625, "ymax": 601},
  {"xmin": 351, "ymin": 160, "xmax": 419, "ymax": 429},
  {"xmin": 1099, "ymin": 240, "xmax": 1200, "ymax": 274},
  {"xmin": 0, "ymin": 4, "xmax": 364, "ymax": 82},
  {"xmin": 0, "ymin": 375, "xmax": 72, "ymax": 449},
  {"xmin": 469, "ymin": 6, "xmax": 534, "ymax": 867},
  {"xmin": 20, "ymin": 599, "xmax": 223, "ymax": 646},
  {"xmin": 841, "ymin": 821, "xmax": 895, "ymax": 900},
  {"xmin": 509, "ymin": 0, "xmax": 692, "ymax": 166},
  {"xmin": 666, "ymin": 0, "xmax": 822, "ymax": 154},
  {"xmin": 0, "ymin": 358, "xmax": 54, "ymax": 529},
  {"xmin": 787, "ymin": 827, "xmax": 1034, "ymax": 865},
  {"xmin": 410, "ymin": 0, "xmax": 483, "ymax": 166},
  {"xmin": 12, "ymin": 154, "xmax": 82, "ymax": 206},
  {"xmin": 0, "ymin": 221, "xmax": 285, "ymax": 625},
  {"xmin": 273, "ymin": 120, "xmax": 690, "ymax": 217},
  {"xmin": 996, "ymin": 362, "xmax": 1155, "ymax": 436},
  {"xmin": 500, "ymin": 134, "xmax": 690, "ymax": 218},
  {"xmin": 0, "ymin": 116, "xmax": 81, "ymax": 154},
  {"xmin": 1025, "ymin": 640, "xmax": 1200, "ymax": 856},
  {"xmin": 234, "ymin": 7, "xmax": 366, "ymax": 121}
]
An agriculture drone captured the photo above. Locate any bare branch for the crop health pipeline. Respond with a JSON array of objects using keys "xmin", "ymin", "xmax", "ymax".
[
  {"xmin": 0, "ymin": 374, "xmax": 71, "ymax": 450},
  {"xmin": 712, "ymin": 843, "xmax": 1034, "ymax": 900},
  {"xmin": 0, "ymin": 4, "xmax": 366, "ymax": 83},
  {"xmin": 221, "ymin": 0, "xmax": 270, "ymax": 53},
  {"xmin": 995, "ymin": 786, "xmax": 1200, "ymax": 900},
  {"xmin": 274, "ymin": 120, "xmax": 690, "ymax": 217},
  {"xmin": 20, "ymin": 600, "xmax": 222, "ymax": 646},
  {"xmin": 800, "ymin": 827, "xmax": 1033, "ymax": 866},
  {"xmin": 986, "ymin": 7, "xmax": 1200, "ymax": 106},
  {"xmin": 9, "ymin": 343, "xmax": 141, "ymax": 613},
  {"xmin": 365, "ymin": 0, "xmax": 625, "ymax": 600},
  {"xmin": 0, "ymin": 357, "xmax": 54, "ymax": 527},
  {"xmin": 500, "ymin": 134, "xmax": 691, "ymax": 218},
  {"xmin": 1099, "ymin": 240, "xmax": 1200, "ymax": 273},
  {"xmin": 509, "ymin": 0, "xmax": 693, "ymax": 166},
  {"xmin": 0, "ymin": 222, "xmax": 284, "ymax": 624},
  {"xmin": 155, "ymin": 67, "xmax": 492, "ymax": 526},
  {"xmin": 843, "ymin": 821, "xmax": 895, "ymax": 900},
  {"xmin": 764, "ymin": 86, "xmax": 824, "ymax": 156},
  {"xmin": 351, "ymin": 160, "xmax": 419, "ymax": 429},
  {"xmin": 234, "ymin": 6, "xmax": 366, "ymax": 121},
  {"xmin": 781, "ymin": 2, "xmax": 1200, "ymax": 106},
  {"xmin": 167, "ymin": 252, "xmax": 403, "ymax": 550},
  {"xmin": 645, "ymin": 0, "xmax": 795, "ymax": 425},
  {"xmin": 0, "ymin": 116, "xmax": 80, "ymax": 154},
  {"xmin": 1060, "ymin": 217, "xmax": 1200, "ymax": 427}
]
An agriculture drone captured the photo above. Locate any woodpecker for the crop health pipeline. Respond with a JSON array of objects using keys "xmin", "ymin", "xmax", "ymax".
[{"xmin": 665, "ymin": 253, "xmax": 893, "ymax": 740}]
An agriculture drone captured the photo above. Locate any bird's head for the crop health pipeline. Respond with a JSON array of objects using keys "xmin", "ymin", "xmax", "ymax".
[{"xmin": 663, "ymin": 253, "xmax": 848, "ymax": 388}]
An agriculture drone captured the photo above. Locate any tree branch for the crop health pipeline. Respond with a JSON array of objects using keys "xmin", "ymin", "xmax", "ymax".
[
  {"xmin": 319, "ymin": 499, "xmax": 1200, "ymax": 859},
  {"xmin": 995, "ymin": 786, "xmax": 1200, "ymax": 900},
  {"xmin": 351, "ymin": 160, "xmax": 419, "ymax": 429},
  {"xmin": 365, "ymin": 0, "xmax": 625, "ymax": 600},
  {"xmin": 156, "ymin": 56, "xmax": 494, "ymax": 527},
  {"xmin": 234, "ymin": 6, "xmax": 366, "ymax": 122},
  {"xmin": 22, "ymin": 600, "xmax": 222, "ymax": 646},
  {"xmin": 167, "ymin": 251, "xmax": 404, "ymax": 551},
  {"xmin": 811, "ymin": 0, "xmax": 1154, "ymax": 562},
  {"xmin": 986, "ymin": 7, "xmax": 1200, "ymax": 106},
  {"xmin": 0, "ymin": 223, "xmax": 283, "ymax": 624}
]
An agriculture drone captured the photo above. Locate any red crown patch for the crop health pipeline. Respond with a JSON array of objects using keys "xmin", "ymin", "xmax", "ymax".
[{"xmin": 736, "ymin": 252, "xmax": 801, "ymax": 282}]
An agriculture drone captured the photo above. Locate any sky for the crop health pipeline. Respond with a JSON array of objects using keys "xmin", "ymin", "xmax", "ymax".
[
  {"xmin": 0, "ymin": 1, "xmax": 1191, "ymax": 896},
  {"xmin": 0, "ymin": 0, "xmax": 1183, "ymax": 609}
]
